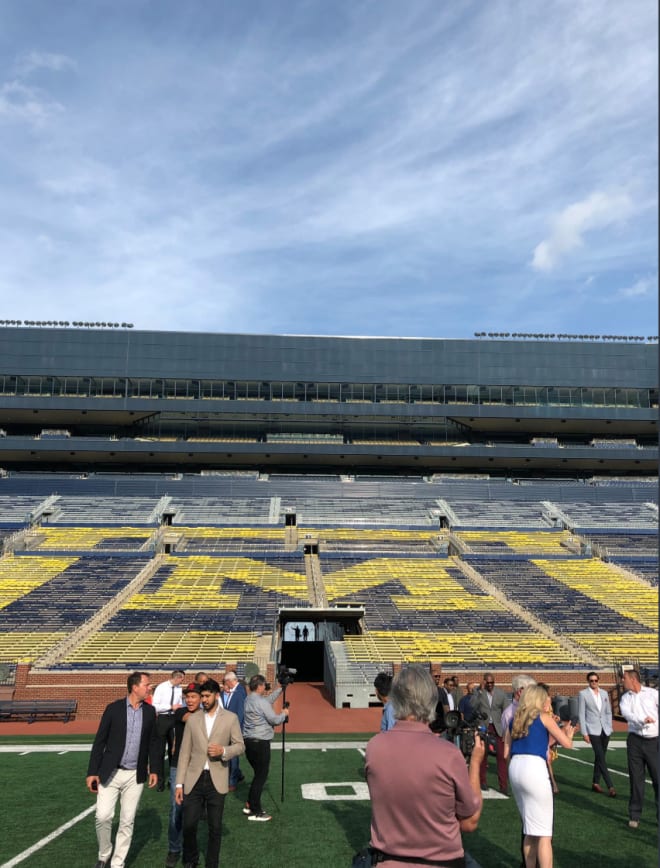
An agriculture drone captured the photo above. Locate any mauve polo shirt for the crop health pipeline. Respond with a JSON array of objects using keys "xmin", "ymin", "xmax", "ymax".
[{"xmin": 365, "ymin": 720, "xmax": 480, "ymax": 865}]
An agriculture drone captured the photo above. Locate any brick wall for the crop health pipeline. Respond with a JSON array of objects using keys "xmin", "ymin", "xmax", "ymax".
[{"xmin": 11, "ymin": 664, "xmax": 618, "ymax": 720}]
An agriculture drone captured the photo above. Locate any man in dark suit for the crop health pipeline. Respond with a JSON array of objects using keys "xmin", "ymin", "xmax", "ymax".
[
  {"xmin": 175, "ymin": 678, "xmax": 245, "ymax": 868},
  {"xmin": 222, "ymin": 670, "xmax": 247, "ymax": 789},
  {"xmin": 86, "ymin": 671, "xmax": 161, "ymax": 868},
  {"xmin": 472, "ymin": 671, "xmax": 510, "ymax": 794}
]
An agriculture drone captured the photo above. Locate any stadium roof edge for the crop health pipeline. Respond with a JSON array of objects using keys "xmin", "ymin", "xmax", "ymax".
[{"xmin": 0, "ymin": 324, "xmax": 656, "ymax": 345}]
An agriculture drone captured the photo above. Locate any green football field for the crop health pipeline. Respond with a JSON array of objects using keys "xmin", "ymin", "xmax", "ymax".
[{"xmin": 0, "ymin": 735, "xmax": 656, "ymax": 868}]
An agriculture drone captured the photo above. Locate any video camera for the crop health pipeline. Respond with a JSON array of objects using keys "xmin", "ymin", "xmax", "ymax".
[
  {"xmin": 558, "ymin": 706, "xmax": 578, "ymax": 727},
  {"xmin": 277, "ymin": 664, "xmax": 297, "ymax": 688},
  {"xmin": 444, "ymin": 710, "xmax": 495, "ymax": 760}
]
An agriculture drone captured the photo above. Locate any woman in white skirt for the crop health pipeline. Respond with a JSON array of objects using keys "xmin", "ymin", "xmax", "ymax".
[{"xmin": 504, "ymin": 685, "xmax": 576, "ymax": 867}]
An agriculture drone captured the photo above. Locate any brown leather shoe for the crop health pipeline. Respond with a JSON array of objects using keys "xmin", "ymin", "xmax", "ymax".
[
  {"xmin": 608, "ymin": 787, "xmax": 617, "ymax": 798},
  {"xmin": 592, "ymin": 783, "xmax": 604, "ymax": 794}
]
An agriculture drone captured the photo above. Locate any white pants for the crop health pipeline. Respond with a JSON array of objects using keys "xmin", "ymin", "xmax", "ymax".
[
  {"xmin": 95, "ymin": 768, "xmax": 144, "ymax": 868},
  {"xmin": 509, "ymin": 754, "xmax": 553, "ymax": 837}
]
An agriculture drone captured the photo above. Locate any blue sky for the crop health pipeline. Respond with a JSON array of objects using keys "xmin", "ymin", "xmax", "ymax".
[{"xmin": 0, "ymin": 0, "xmax": 657, "ymax": 338}]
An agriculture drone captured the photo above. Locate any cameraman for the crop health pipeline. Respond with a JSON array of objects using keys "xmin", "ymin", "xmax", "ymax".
[
  {"xmin": 365, "ymin": 665, "xmax": 485, "ymax": 867},
  {"xmin": 242, "ymin": 674, "xmax": 289, "ymax": 822}
]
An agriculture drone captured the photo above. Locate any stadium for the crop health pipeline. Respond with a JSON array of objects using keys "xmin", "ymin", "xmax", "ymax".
[
  {"xmin": 0, "ymin": 324, "xmax": 657, "ymax": 868},
  {"xmin": 0, "ymin": 324, "xmax": 656, "ymax": 709}
]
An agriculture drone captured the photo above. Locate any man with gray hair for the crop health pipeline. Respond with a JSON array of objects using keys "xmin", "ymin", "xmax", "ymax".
[
  {"xmin": 222, "ymin": 670, "xmax": 247, "ymax": 789},
  {"xmin": 365, "ymin": 665, "xmax": 484, "ymax": 866},
  {"xmin": 501, "ymin": 674, "xmax": 536, "ymax": 732}
]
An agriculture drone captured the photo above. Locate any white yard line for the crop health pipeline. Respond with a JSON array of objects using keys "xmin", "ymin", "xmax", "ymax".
[
  {"xmin": 557, "ymin": 749, "xmax": 653, "ymax": 784},
  {"xmin": 0, "ymin": 805, "xmax": 96, "ymax": 868}
]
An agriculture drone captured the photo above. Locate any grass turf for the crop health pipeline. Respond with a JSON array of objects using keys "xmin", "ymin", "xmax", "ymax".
[{"xmin": 0, "ymin": 737, "xmax": 657, "ymax": 868}]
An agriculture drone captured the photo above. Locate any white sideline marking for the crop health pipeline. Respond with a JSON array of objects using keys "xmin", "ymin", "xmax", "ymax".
[
  {"xmin": 301, "ymin": 781, "xmax": 370, "ymax": 800},
  {"xmin": 0, "ymin": 740, "xmax": 370, "ymax": 753},
  {"xmin": 558, "ymin": 750, "xmax": 652, "ymax": 785},
  {"xmin": 0, "ymin": 804, "xmax": 95, "ymax": 868},
  {"xmin": 482, "ymin": 788, "xmax": 508, "ymax": 799}
]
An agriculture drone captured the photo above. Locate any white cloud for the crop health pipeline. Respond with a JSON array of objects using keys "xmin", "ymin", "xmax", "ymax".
[
  {"xmin": 0, "ymin": 2, "xmax": 655, "ymax": 337},
  {"xmin": 618, "ymin": 276, "xmax": 656, "ymax": 298},
  {"xmin": 531, "ymin": 192, "xmax": 635, "ymax": 272},
  {"xmin": 0, "ymin": 80, "xmax": 63, "ymax": 124},
  {"xmin": 14, "ymin": 51, "xmax": 77, "ymax": 77}
]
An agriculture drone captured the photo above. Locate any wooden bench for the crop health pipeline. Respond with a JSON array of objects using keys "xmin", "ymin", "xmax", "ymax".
[{"xmin": 0, "ymin": 699, "xmax": 77, "ymax": 723}]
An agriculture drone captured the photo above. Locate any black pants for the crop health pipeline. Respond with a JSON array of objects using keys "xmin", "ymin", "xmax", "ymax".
[
  {"xmin": 627, "ymin": 733, "xmax": 658, "ymax": 821},
  {"xmin": 156, "ymin": 713, "xmax": 176, "ymax": 768},
  {"xmin": 182, "ymin": 770, "xmax": 225, "ymax": 868},
  {"xmin": 589, "ymin": 731, "xmax": 613, "ymax": 788},
  {"xmin": 245, "ymin": 738, "xmax": 271, "ymax": 814}
]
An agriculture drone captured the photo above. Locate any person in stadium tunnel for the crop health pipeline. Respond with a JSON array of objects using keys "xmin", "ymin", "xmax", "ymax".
[{"xmin": 365, "ymin": 664, "xmax": 484, "ymax": 867}]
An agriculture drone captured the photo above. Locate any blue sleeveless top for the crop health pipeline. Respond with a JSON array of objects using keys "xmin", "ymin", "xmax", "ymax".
[{"xmin": 510, "ymin": 714, "xmax": 548, "ymax": 759}]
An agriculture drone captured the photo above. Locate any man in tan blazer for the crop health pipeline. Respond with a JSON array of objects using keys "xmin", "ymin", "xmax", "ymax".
[{"xmin": 175, "ymin": 678, "xmax": 245, "ymax": 868}]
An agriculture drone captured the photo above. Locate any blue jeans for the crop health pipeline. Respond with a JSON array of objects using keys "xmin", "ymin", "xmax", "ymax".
[
  {"xmin": 229, "ymin": 755, "xmax": 242, "ymax": 787},
  {"xmin": 168, "ymin": 765, "xmax": 182, "ymax": 854}
]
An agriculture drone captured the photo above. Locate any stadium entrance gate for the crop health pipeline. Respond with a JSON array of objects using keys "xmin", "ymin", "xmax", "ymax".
[{"xmin": 278, "ymin": 607, "xmax": 364, "ymax": 681}]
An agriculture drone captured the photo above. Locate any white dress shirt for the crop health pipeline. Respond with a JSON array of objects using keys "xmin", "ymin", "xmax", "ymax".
[{"xmin": 620, "ymin": 686, "xmax": 659, "ymax": 738}]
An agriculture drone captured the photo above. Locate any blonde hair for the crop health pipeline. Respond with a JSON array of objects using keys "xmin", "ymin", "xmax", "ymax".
[{"xmin": 511, "ymin": 685, "xmax": 549, "ymax": 740}]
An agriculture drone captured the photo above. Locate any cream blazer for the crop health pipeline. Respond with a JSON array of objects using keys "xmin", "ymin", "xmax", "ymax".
[{"xmin": 175, "ymin": 706, "xmax": 245, "ymax": 795}]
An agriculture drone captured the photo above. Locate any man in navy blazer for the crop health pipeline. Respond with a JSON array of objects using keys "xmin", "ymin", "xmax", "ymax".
[
  {"xmin": 578, "ymin": 671, "xmax": 616, "ymax": 796},
  {"xmin": 86, "ymin": 672, "xmax": 161, "ymax": 868},
  {"xmin": 222, "ymin": 670, "xmax": 247, "ymax": 788}
]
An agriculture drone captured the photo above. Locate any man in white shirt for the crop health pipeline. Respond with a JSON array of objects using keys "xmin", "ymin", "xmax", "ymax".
[
  {"xmin": 175, "ymin": 678, "xmax": 244, "ymax": 868},
  {"xmin": 619, "ymin": 668, "xmax": 658, "ymax": 828},
  {"xmin": 152, "ymin": 670, "xmax": 185, "ymax": 789}
]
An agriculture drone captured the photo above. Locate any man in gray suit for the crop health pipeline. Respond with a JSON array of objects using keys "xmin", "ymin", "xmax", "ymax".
[
  {"xmin": 472, "ymin": 671, "xmax": 510, "ymax": 793},
  {"xmin": 175, "ymin": 678, "xmax": 245, "ymax": 868},
  {"xmin": 578, "ymin": 671, "xmax": 616, "ymax": 797}
]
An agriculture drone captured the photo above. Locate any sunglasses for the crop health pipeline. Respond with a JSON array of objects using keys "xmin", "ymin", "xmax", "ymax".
[{"xmin": 588, "ymin": 678, "xmax": 599, "ymax": 683}]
